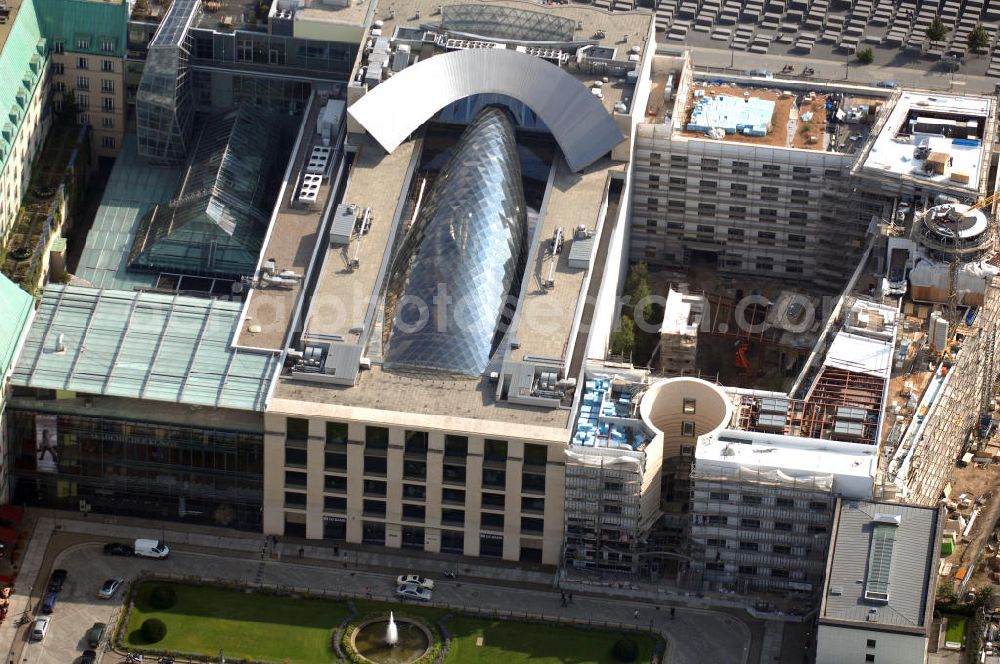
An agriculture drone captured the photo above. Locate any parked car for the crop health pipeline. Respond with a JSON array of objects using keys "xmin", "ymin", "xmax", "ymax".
[
  {"xmin": 134, "ymin": 539, "xmax": 169, "ymax": 559},
  {"xmin": 47, "ymin": 569, "xmax": 67, "ymax": 593},
  {"xmin": 396, "ymin": 583, "xmax": 432, "ymax": 601},
  {"xmin": 79, "ymin": 650, "xmax": 97, "ymax": 664},
  {"xmin": 30, "ymin": 616, "xmax": 49, "ymax": 641},
  {"xmin": 86, "ymin": 622, "xmax": 106, "ymax": 648},
  {"xmin": 40, "ymin": 591, "xmax": 57, "ymax": 614},
  {"xmin": 873, "ymin": 80, "xmax": 899, "ymax": 88},
  {"xmin": 103, "ymin": 542, "xmax": 134, "ymax": 556},
  {"xmin": 98, "ymin": 577, "xmax": 124, "ymax": 599},
  {"xmin": 396, "ymin": 575, "xmax": 434, "ymax": 590}
]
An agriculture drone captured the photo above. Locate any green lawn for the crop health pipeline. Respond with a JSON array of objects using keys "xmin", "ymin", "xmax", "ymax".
[
  {"xmin": 945, "ymin": 614, "xmax": 968, "ymax": 644},
  {"xmin": 126, "ymin": 582, "xmax": 351, "ymax": 663},
  {"xmin": 126, "ymin": 584, "xmax": 660, "ymax": 664}
]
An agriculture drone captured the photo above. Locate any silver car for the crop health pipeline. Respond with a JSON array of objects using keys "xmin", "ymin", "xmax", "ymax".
[
  {"xmin": 97, "ymin": 577, "xmax": 124, "ymax": 599},
  {"xmin": 396, "ymin": 583, "xmax": 432, "ymax": 601},
  {"xmin": 30, "ymin": 616, "xmax": 50, "ymax": 641},
  {"xmin": 396, "ymin": 574, "xmax": 434, "ymax": 590}
]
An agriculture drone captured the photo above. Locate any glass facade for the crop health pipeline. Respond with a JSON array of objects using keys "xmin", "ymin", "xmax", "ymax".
[
  {"xmin": 129, "ymin": 105, "xmax": 292, "ymax": 278},
  {"xmin": 439, "ymin": 5, "xmax": 577, "ymax": 42},
  {"xmin": 135, "ymin": 0, "xmax": 199, "ymax": 164},
  {"xmin": 7, "ymin": 409, "xmax": 263, "ymax": 530},
  {"xmin": 384, "ymin": 106, "xmax": 528, "ymax": 377}
]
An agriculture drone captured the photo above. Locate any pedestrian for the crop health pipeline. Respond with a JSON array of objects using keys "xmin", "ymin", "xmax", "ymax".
[
  {"xmin": 569, "ymin": 592, "xmax": 574, "ymax": 603},
  {"xmin": 633, "ymin": 609, "xmax": 639, "ymax": 620},
  {"xmin": 670, "ymin": 607, "xmax": 676, "ymax": 619},
  {"xmin": 298, "ymin": 546, "xmax": 304, "ymax": 558},
  {"xmin": 561, "ymin": 595, "xmax": 568, "ymax": 607},
  {"xmin": 334, "ymin": 545, "xmax": 340, "ymax": 556}
]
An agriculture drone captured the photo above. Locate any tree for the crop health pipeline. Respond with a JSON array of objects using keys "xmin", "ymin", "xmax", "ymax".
[
  {"xmin": 856, "ymin": 48, "xmax": 874, "ymax": 64},
  {"xmin": 609, "ymin": 315, "xmax": 636, "ymax": 357},
  {"xmin": 612, "ymin": 637, "xmax": 640, "ymax": 662},
  {"xmin": 968, "ymin": 24, "xmax": 991, "ymax": 53},
  {"xmin": 926, "ymin": 17, "xmax": 950, "ymax": 43},
  {"xmin": 624, "ymin": 262, "xmax": 650, "ymax": 296},
  {"xmin": 630, "ymin": 279, "xmax": 653, "ymax": 322},
  {"xmin": 149, "ymin": 585, "xmax": 177, "ymax": 610},
  {"xmin": 140, "ymin": 618, "xmax": 167, "ymax": 643}
]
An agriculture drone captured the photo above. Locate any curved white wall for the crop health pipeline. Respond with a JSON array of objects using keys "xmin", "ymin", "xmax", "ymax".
[{"xmin": 640, "ymin": 377, "xmax": 732, "ymax": 456}]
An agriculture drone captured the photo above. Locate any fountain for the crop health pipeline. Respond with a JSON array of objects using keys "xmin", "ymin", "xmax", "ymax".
[
  {"xmin": 386, "ymin": 612, "xmax": 399, "ymax": 646},
  {"xmin": 350, "ymin": 614, "xmax": 432, "ymax": 664}
]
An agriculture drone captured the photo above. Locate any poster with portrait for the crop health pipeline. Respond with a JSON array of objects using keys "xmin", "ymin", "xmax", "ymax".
[{"xmin": 35, "ymin": 414, "xmax": 58, "ymax": 473}]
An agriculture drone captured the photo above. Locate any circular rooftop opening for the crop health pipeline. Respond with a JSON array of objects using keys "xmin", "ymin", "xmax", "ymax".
[{"xmin": 639, "ymin": 377, "xmax": 732, "ymax": 448}]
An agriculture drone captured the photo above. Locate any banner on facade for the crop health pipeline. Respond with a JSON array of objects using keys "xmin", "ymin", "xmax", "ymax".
[{"xmin": 35, "ymin": 414, "xmax": 58, "ymax": 473}]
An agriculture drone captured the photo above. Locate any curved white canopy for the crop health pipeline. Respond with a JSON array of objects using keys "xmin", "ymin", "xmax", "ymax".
[{"xmin": 347, "ymin": 48, "xmax": 625, "ymax": 172}]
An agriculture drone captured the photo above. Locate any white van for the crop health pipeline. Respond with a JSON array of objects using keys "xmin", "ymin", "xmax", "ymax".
[{"xmin": 133, "ymin": 539, "xmax": 169, "ymax": 559}]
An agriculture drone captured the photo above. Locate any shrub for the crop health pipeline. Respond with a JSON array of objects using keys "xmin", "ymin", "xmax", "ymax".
[
  {"xmin": 856, "ymin": 48, "xmax": 874, "ymax": 64},
  {"xmin": 150, "ymin": 585, "xmax": 177, "ymax": 610},
  {"xmin": 141, "ymin": 618, "xmax": 167, "ymax": 643},
  {"xmin": 612, "ymin": 637, "xmax": 639, "ymax": 662}
]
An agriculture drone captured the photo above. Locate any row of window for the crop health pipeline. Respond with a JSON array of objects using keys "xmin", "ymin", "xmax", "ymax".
[
  {"xmin": 639, "ymin": 200, "xmax": 814, "ymax": 224},
  {"xmin": 637, "ymin": 246, "xmax": 810, "ymax": 275},
  {"xmin": 53, "ymin": 38, "xmax": 117, "ymax": 54},
  {"xmin": 706, "ymin": 492, "xmax": 829, "ymax": 510},
  {"xmin": 286, "ymin": 419, "xmax": 548, "ymax": 465},
  {"xmin": 703, "ymin": 562, "xmax": 803, "ymax": 580},
  {"xmin": 644, "ymin": 153, "xmax": 841, "ymax": 179},
  {"xmin": 700, "ymin": 514, "xmax": 829, "ymax": 534},
  {"xmin": 643, "ymin": 220, "xmax": 811, "ymax": 246},
  {"xmin": 705, "ymin": 538, "xmax": 812, "ymax": 556}
]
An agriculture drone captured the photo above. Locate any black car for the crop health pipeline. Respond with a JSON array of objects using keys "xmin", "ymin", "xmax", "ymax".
[
  {"xmin": 47, "ymin": 569, "xmax": 67, "ymax": 593},
  {"xmin": 80, "ymin": 650, "xmax": 97, "ymax": 664},
  {"xmin": 103, "ymin": 542, "xmax": 134, "ymax": 556}
]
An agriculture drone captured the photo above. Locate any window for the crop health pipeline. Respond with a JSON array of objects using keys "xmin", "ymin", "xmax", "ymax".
[
  {"xmin": 403, "ymin": 459, "xmax": 426, "ymax": 480},
  {"xmin": 363, "ymin": 500, "xmax": 385, "ymax": 517},
  {"xmin": 776, "ymin": 497, "xmax": 794, "ymax": 509},
  {"xmin": 521, "ymin": 517, "xmax": 544, "ymax": 533},
  {"xmin": 324, "ymin": 496, "xmax": 346, "ymax": 512},
  {"xmin": 771, "ymin": 568, "xmax": 789, "ymax": 578},
  {"xmin": 791, "ymin": 189, "xmax": 810, "ymax": 201},
  {"xmin": 363, "ymin": 456, "xmax": 387, "ymax": 476},
  {"xmin": 101, "ymin": 79, "xmax": 114, "ymax": 93},
  {"xmin": 667, "ymin": 199, "xmax": 685, "ymax": 210},
  {"xmin": 697, "ymin": 224, "xmax": 714, "ymax": 235},
  {"xmin": 54, "ymin": 82, "xmax": 66, "ymax": 93},
  {"xmin": 727, "ymin": 227, "xmax": 744, "ymax": 237},
  {"xmin": 77, "ymin": 93, "xmax": 89, "ymax": 109},
  {"xmin": 728, "ymin": 207, "xmax": 747, "ymax": 219},
  {"xmin": 482, "ymin": 467, "xmax": 505, "ymax": 488},
  {"xmin": 760, "ymin": 186, "xmax": 779, "ymax": 201},
  {"xmin": 773, "ymin": 544, "xmax": 791, "ymax": 555},
  {"xmin": 77, "ymin": 113, "xmax": 89, "ymax": 126},
  {"xmin": 285, "ymin": 471, "xmax": 307, "ymax": 488},
  {"xmin": 326, "ymin": 421, "xmax": 348, "ymax": 445},
  {"xmin": 670, "ymin": 155, "xmax": 688, "ymax": 165},
  {"xmin": 484, "ymin": 439, "xmax": 508, "ymax": 463},
  {"xmin": 706, "ymin": 538, "xmax": 726, "ymax": 548},
  {"xmin": 808, "ymin": 525, "xmax": 828, "ymax": 535},
  {"xmin": 683, "ymin": 398, "xmax": 697, "ymax": 414},
  {"xmin": 866, "ymin": 639, "xmax": 876, "ymax": 649},
  {"xmin": 789, "ymin": 211, "xmax": 808, "ymax": 224},
  {"xmin": 286, "ymin": 417, "xmax": 309, "ymax": 441},
  {"xmin": 284, "ymin": 492, "xmax": 306, "ymax": 507},
  {"xmin": 788, "ymin": 234, "xmax": 807, "ymax": 248},
  {"xmin": 706, "ymin": 562, "xmax": 724, "ymax": 572},
  {"xmin": 522, "ymin": 472, "xmax": 545, "ymax": 493},
  {"xmin": 758, "ymin": 231, "xmax": 775, "ymax": 246},
  {"xmin": 442, "ymin": 509, "xmax": 464, "ymax": 526},
  {"xmin": 404, "ymin": 430, "xmax": 428, "ymax": 456},
  {"xmin": 102, "ymin": 97, "xmax": 114, "ymax": 112},
  {"xmin": 324, "ymin": 475, "xmax": 346, "ymax": 492},
  {"xmin": 741, "ymin": 519, "xmax": 761, "ymax": 529},
  {"xmin": 403, "ymin": 484, "xmax": 425, "ymax": 500},
  {"xmin": 101, "ymin": 117, "xmax": 114, "ymax": 128},
  {"xmin": 786, "ymin": 261, "xmax": 804, "ymax": 274},
  {"xmin": 442, "ymin": 488, "xmax": 465, "ymax": 505},
  {"xmin": 54, "ymin": 41, "xmax": 64, "ymax": 54},
  {"xmin": 284, "ymin": 447, "xmax": 307, "ymax": 467},
  {"xmin": 482, "ymin": 492, "xmax": 505, "ymax": 508},
  {"xmin": 76, "ymin": 37, "xmax": 90, "ymax": 49},
  {"xmin": 77, "ymin": 57, "xmax": 89, "ymax": 69},
  {"xmin": 53, "ymin": 99, "xmax": 63, "ymax": 112},
  {"xmin": 667, "ymin": 221, "xmax": 684, "ymax": 230},
  {"xmin": 101, "ymin": 59, "xmax": 114, "ymax": 72},
  {"xmin": 53, "ymin": 63, "xmax": 64, "ymax": 75},
  {"xmin": 481, "ymin": 512, "xmax": 504, "ymax": 529},
  {"xmin": 709, "ymin": 491, "xmax": 729, "ymax": 501},
  {"xmin": 325, "ymin": 452, "xmax": 346, "ymax": 470},
  {"xmin": 738, "ymin": 565, "xmax": 755, "ymax": 575},
  {"xmin": 101, "ymin": 38, "xmax": 115, "ymax": 53},
  {"xmin": 759, "ymin": 208, "xmax": 778, "ymax": 220},
  {"xmin": 809, "ymin": 501, "xmax": 828, "ymax": 511},
  {"xmin": 443, "ymin": 464, "xmax": 466, "ymax": 485},
  {"xmin": 365, "ymin": 426, "xmax": 388, "ymax": 449},
  {"xmin": 762, "ymin": 164, "xmax": 780, "ymax": 175},
  {"xmin": 522, "ymin": 497, "xmax": 544, "ymax": 513},
  {"xmin": 402, "ymin": 504, "xmax": 425, "ymax": 521},
  {"xmin": 697, "ymin": 206, "xmax": 716, "ymax": 219},
  {"xmin": 524, "ymin": 443, "xmax": 547, "ymax": 466},
  {"xmin": 775, "ymin": 522, "xmax": 793, "ymax": 532},
  {"xmin": 699, "ymin": 179, "xmax": 718, "ymax": 190},
  {"xmin": 755, "ymin": 258, "xmax": 774, "ymax": 271},
  {"xmin": 700, "ymin": 158, "xmax": 719, "ymax": 172},
  {"xmin": 707, "ymin": 515, "xmax": 726, "ymax": 526},
  {"xmin": 444, "ymin": 435, "xmax": 467, "ymax": 457},
  {"xmin": 76, "ymin": 76, "xmax": 89, "ymax": 90},
  {"xmin": 865, "ymin": 655, "xmax": 875, "ymax": 663},
  {"xmin": 825, "ymin": 168, "xmax": 840, "ymax": 177},
  {"xmin": 681, "ymin": 421, "xmax": 695, "ymax": 437},
  {"xmin": 742, "ymin": 494, "xmax": 762, "ymax": 506},
  {"xmin": 363, "ymin": 479, "xmax": 386, "ymax": 496},
  {"xmin": 739, "ymin": 541, "xmax": 759, "ymax": 551}
]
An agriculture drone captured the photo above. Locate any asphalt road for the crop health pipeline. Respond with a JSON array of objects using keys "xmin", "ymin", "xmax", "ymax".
[{"xmin": 16, "ymin": 541, "xmax": 750, "ymax": 664}]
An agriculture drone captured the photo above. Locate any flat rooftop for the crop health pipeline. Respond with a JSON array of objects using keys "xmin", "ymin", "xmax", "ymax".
[
  {"xmin": 194, "ymin": 0, "xmax": 373, "ymax": 32},
  {"xmin": 860, "ymin": 91, "xmax": 993, "ymax": 195},
  {"xmin": 12, "ymin": 285, "xmax": 279, "ymax": 411},
  {"xmin": 821, "ymin": 500, "xmax": 939, "ymax": 631},
  {"xmin": 696, "ymin": 428, "xmax": 878, "ymax": 488},
  {"xmin": 0, "ymin": 0, "xmax": 25, "ymax": 55}
]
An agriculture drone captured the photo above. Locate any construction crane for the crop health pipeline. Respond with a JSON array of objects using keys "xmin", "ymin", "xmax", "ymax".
[
  {"xmin": 976, "ymin": 328, "xmax": 997, "ymax": 451},
  {"xmin": 968, "ymin": 191, "xmax": 1000, "ymax": 212}
]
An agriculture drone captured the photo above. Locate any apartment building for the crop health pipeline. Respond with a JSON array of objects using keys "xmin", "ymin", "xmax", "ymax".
[
  {"xmin": 0, "ymin": 0, "xmax": 50, "ymax": 243},
  {"xmin": 39, "ymin": 0, "xmax": 129, "ymax": 159},
  {"xmin": 631, "ymin": 53, "xmax": 901, "ymax": 288}
]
